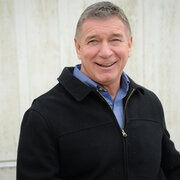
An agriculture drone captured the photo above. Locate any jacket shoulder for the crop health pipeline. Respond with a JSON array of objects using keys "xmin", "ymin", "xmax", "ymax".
[
  {"xmin": 129, "ymin": 77, "xmax": 163, "ymax": 108},
  {"xmin": 128, "ymin": 78, "xmax": 165, "ymax": 123},
  {"xmin": 30, "ymin": 83, "xmax": 66, "ymax": 110}
]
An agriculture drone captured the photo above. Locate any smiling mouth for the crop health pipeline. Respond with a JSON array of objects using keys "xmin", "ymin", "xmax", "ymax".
[{"xmin": 96, "ymin": 62, "xmax": 116, "ymax": 67}]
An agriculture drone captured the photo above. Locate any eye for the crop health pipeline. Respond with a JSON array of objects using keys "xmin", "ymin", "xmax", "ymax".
[
  {"xmin": 111, "ymin": 39, "xmax": 121, "ymax": 42},
  {"xmin": 88, "ymin": 39, "xmax": 98, "ymax": 45}
]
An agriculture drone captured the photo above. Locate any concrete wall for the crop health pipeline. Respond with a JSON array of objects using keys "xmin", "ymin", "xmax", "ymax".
[{"xmin": 0, "ymin": 0, "xmax": 180, "ymax": 179}]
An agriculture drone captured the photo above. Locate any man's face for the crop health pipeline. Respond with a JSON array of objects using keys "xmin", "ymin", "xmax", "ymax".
[{"xmin": 75, "ymin": 16, "xmax": 132, "ymax": 88}]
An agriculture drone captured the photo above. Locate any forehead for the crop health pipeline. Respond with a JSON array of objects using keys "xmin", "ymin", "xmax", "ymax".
[{"xmin": 80, "ymin": 16, "xmax": 128, "ymax": 39}]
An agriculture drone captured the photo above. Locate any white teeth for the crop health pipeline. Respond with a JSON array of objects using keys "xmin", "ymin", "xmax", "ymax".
[
  {"xmin": 103, "ymin": 64, "xmax": 112, "ymax": 67},
  {"xmin": 99, "ymin": 63, "xmax": 114, "ymax": 67}
]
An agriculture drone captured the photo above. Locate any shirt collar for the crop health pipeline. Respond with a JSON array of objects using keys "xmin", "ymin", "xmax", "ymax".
[
  {"xmin": 73, "ymin": 64, "xmax": 99, "ymax": 90},
  {"xmin": 73, "ymin": 64, "xmax": 129, "ymax": 92},
  {"xmin": 121, "ymin": 70, "xmax": 130, "ymax": 93}
]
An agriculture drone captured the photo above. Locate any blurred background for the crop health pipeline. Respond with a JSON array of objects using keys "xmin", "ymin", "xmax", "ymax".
[{"xmin": 0, "ymin": 0, "xmax": 180, "ymax": 179}]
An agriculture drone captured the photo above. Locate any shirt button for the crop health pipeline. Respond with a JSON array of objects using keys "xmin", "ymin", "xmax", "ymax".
[{"xmin": 99, "ymin": 87, "xmax": 103, "ymax": 91}]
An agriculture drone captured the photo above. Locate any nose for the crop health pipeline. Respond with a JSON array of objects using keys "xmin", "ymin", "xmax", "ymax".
[{"xmin": 99, "ymin": 41, "xmax": 113, "ymax": 58}]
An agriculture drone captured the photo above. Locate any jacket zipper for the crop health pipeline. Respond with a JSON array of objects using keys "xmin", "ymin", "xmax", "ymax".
[
  {"xmin": 96, "ymin": 88, "xmax": 135, "ymax": 180},
  {"xmin": 122, "ymin": 88, "xmax": 135, "ymax": 180},
  {"xmin": 96, "ymin": 88, "xmax": 135, "ymax": 137},
  {"xmin": 122, "ymin": 88, "xmax": 135, "ymax": 137}
]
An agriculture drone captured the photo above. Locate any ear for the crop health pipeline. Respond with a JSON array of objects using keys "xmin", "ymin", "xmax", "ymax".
[
  {"xmin": 74, "ymin": 38, "xmax": 81, "ymax": 60},
  {"xmin": 128, "ymin": 36, "xmax": 133, "ymax": 57}
]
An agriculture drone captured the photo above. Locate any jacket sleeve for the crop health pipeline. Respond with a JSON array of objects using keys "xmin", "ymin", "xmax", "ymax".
[
  {"xmin": 17, "ymin": 109, "xmax": 64, "ymax": 180},
  {"xmin": 161, "ymin": 117, "xmax": 180, "ymax": 179}
]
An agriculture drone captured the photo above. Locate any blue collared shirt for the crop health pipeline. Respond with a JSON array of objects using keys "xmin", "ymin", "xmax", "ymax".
[{"xmin": 73, "ymin": 64, "xmax": 130, "ymax": 129}]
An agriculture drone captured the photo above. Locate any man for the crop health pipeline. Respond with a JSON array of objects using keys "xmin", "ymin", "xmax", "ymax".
[{"xmin": 17, "ymin": 1, "xmax": 180, "ymax": 180}]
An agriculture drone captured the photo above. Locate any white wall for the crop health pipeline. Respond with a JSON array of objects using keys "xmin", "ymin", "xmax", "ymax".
[{"xmin": 0, "ymin": 0, "xmax": 180, "ymax": 179}]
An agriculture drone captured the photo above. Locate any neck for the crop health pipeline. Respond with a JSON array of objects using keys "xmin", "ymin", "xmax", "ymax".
[{"xmin": 101, "ymin": 81, "xmax": 120, "ymax": 100}]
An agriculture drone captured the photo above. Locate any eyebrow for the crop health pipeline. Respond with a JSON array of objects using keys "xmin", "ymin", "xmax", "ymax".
[
  {"xmin": 85, "ymin": 35, "xmax": 98, "ymax": 42},
  {"xmin": 85, "ymin": 33, "xmax": 125, "ymax": 42},
  {"xmin": 111, "ymin": 33, "xmax": 124, "ymax": 38}
]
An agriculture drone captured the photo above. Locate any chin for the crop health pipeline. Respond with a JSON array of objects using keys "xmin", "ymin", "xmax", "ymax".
[{"xmin": 96, "ymin": 77, "xmax": 115, "ymax": 85}]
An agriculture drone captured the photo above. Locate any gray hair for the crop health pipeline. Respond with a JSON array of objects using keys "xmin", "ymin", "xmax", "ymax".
[{"xmin": 75, "ymin": 1, "xmax": 132, "ymax": 40}]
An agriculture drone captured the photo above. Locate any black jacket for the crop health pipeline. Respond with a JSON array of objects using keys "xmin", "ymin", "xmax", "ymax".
[{"xmin": 17, "ymin": 67, "xmax": 180, "ymax": 180}]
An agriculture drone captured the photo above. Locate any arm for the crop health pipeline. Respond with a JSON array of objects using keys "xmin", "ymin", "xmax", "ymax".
[
  {"xmin": 17, "ymin": 109, "xmax": 63, "ymax": 180},
  {"xmin": 161, "ymin": 121, "xmax": 180, "ymax": 179}
]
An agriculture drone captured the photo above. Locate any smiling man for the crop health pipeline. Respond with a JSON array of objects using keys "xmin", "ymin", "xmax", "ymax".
[
  {"xmin": 17, "ymin": 1, "xmax": 180, "ymax": 180},
  {"xmin": 74, "ymin": 16, "xmax": 132, "ymax": 100}
]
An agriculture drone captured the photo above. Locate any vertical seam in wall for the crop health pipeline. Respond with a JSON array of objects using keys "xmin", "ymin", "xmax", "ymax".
[
  {"xmin": 142, "ymin": 0, "xmax": 145, "ymax": 84},
  {"xmin": 56, "ymin": 0, "xmax": 61, "ymax": 72},
  {"xmin": 13, "ymin": 0, "xmax": 30, "ymax": 121}
]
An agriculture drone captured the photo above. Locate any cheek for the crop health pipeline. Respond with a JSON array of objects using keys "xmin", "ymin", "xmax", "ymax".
[
  {"xmin": 116, "ymin": 47, "xmax": 130, "ymax": 58},
  {"xmin": 115, "ymin": 49, "xmax": 129, "ymax": 67},
  {"xmin": 83, "ymin": 48, "xmax": 98, "ymax": 61}
]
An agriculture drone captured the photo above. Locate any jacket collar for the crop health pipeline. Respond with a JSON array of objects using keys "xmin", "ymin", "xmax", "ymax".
[
  {"xmin": 58, "ymin": 67, "xmax": 144, "ymax": 101},
  {"xmin": 128, "ymin": 76, "xmax": 145, "ymax": 95},
  {"xmin": 58, "ymin": 67, "xmax": 93, "ymax": 101}
]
